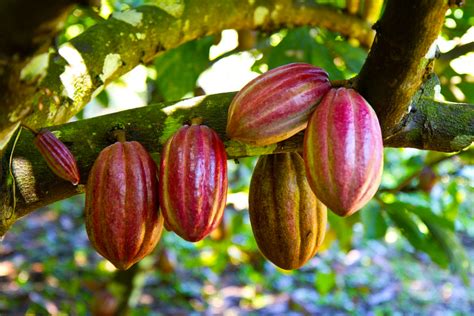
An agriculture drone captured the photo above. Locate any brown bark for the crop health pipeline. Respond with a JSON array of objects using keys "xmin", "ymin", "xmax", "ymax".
[
  {"xmin": 0, "ymin": 0, "xmax": 374, "ymax": 148},
  {"xmin": 355, "ymin": 0, "xmax": 449, "ymax": 136},
  {"xmin": 1, "ymin": 91, "xmax": 472, "ymax": 236}
]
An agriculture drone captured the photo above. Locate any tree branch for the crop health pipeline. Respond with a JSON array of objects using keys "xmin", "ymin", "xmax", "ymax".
[
  {"xmin": 0, "ymin": 0, "xmax": 374, "ymax": 148},
  {"xmin": 384, "ymin": 99, "xmax": 474, "ymax": 152},
  {"xmin": 439, "ymin": 42, "xmax": 474, "ymax": 62},
  {"xmin": 381, "ymin": 154, "xmax": 456, "ymax": 194},
  {"xmin": 0, "ymin": 0, "xmax": 88, "ymax": 151},
  {"xmin": 355, "ymin": 0, "xmax": 449, "ymax": 136},
  {"xmin": 1, "ymin": 91, "xmax": 473, "ymax": 236}
]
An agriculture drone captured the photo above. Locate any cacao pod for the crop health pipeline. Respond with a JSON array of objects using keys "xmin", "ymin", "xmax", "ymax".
[
  {"xmin": 155, "ymin": 248, "xmax": 175, "ymax": 274},
  {"xmin": 90, "ymin": 289, "xmax": 119, "ymax": 316},
  {"xmin": 249, "ymin": 153, "xmax": 327, "ymax": 270},
  {"xmin": 159, "ymin": 124, "xmax": 228, "ymax": 242},
  {"xmin": 85, "ymin": 140, "xmax": 163, "ymax": 270},
  {"xmin": 226, "ymin": 63, "xmax": 331, "ymax": 146},
  {"xmin": 419, "ymin": 166, "xmax": 437, "ymax": 193},
  {"xmin": 34, "ymin": 129, "xmax": 80, "ymax": 185},
  {"xmin": 303, "ymin": 87, "xmax": 384, "ymax": 217}
]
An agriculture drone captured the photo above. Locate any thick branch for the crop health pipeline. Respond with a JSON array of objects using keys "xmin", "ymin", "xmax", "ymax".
[
  {"xmin": 439, "ymin": 42, "xmax": 474, "ymax": 62},
  {"xmin": 0, "ymin": 0, "xmax": 374, "ymax": 148},
  {"xmin": 0, "ymin": 0, "xmax": 87, "ymax": 151},
  {"xmin": 355, "ymin": 0, "xmax": 449, "ymax": 136},
  {"xmin": 0, "ymin": 0, "xmax": 84, "ymax": 58},
  {"xmin": 1, "ymin": 92, "xmax": 473, "ymax": 236},
  {"xmin": 384, "ymin": 99, "xmax": 474, "ymax": 152}
]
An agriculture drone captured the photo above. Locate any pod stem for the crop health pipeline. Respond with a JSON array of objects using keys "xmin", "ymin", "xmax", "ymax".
[
  {"xmin": 112, "ymin": 129, "xmax": 127, "ymax": 143},
  {"xmin": 20, "ymin": 123, "xmax": 39, "ymax": 135},
  {"xmin": 190, "ymin": 117, "xmax": 203, "ymax": 125},
  {"xmin": 7, "ymin": 127, "xmax": 23, "ymax": 219}
]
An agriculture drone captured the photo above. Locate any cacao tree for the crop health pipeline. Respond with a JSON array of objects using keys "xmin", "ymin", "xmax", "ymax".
[{"xmin": 0, "ymin": 0, "xmax": 473, "ymax": 313}]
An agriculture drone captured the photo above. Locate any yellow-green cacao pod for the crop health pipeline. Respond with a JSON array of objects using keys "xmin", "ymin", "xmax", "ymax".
[{"xmin": 249, "ymin": 153, "xmax": 327, "ymax": 270}]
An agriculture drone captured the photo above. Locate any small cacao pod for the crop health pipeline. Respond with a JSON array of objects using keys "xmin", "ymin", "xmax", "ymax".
[
  {"xmin": 34, "ymin": 129, "xmax": 80, "ymax": 185},
  {"xmin": 159, "ymin": 124, "xmax": 228, "ymax": 242},
  {"xmin": 249, "ymin": 153, "xmax": 327, "ymax": 270},
  {"xmin": 226, "ymin": 63, "xmax": 331, "ymax": 146},
  {"xmin": 419, "ymin": 166, "xmax": 437, "ymax": 193},
  {"xmin": 85, "ymin": 140, "xmax": 163, "ymax": 270},
  {"xmin": 303, "ymin": 88, "xmax": 384, "ymax": 217},
  {"xmin": 155, "ymin": 248, "xmax": 175, "ymax": 274},
  {"xmin": 90, "ymin": 289, "xmax": 119, "ymax": 316}
]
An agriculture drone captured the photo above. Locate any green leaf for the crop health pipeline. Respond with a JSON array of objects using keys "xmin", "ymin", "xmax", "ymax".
[
  {"xmin": 315, "ymin": 271, "xmax": 336, "ymax": 295},
  {"xmin": 404, "ymin": 203, "xmax": 454, "ymax": 231},
  {"xmin": 385, "ymin": 202, "xmax": 448, "ymax": 267},
  {"xmin": 328, "ymin": 212, "xmax": 355, "ymax": 251},
  {"xmin": 154, "ymin": 36, "xmax": 214, "ymax": 101},
  {"xmin": 422, "ymin": 217, "xmax": 471, "ymax": 285},
  {"xmin": 309, "ymin": 41, "xmax": 345, "ymax": 80},
  {"xmin": 267, "ymin": 27, "xmax": 344, "ymax": 79},
  {"xmin": 360, "ymin": 201, "xmax": 387, "ymax": 239},
  {"xmin": 457, "ymin": 146, "xmax": 474, "ymax": 165},
  {"xmin": 385, "ymin": 203, "xmax": 426, "ymax": 251},
  {"xmin": 325, "ymin": 36, "xmax": 367, "ymax": 74}
]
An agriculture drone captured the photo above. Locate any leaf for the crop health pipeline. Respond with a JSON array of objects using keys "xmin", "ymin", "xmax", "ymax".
[
  {"xmin": 385, "ymin": 202, "xmax": 448, "ymax": 267},
  {"xmin": 328, "ymin": 212, "xmax": 354, "ymax": 251},
  {"xmin": 457, "ymin": 146, "xmax": 474, "ymax": 165},
  {"xmin": 267, "ymin": 27, "xmax": 344, "ymax": 79},
  {"xmin": 422, "ymin": 217, "xmax": 471, "ymax": 285},
  {"xmin": 325, "ymin": 36, "xmax": 367, "ymax": 74},
  {"xmin": 360, "ymin": 201, "xmax": 387, "ymax": 239},
  {"xmin": 385, "ymin": 203, "xmax": 426, "ymax": 251},
  {"xmin": 154, "ymin": 36, "xmax": 214, "ymax": 101},
  {"xmin": 315, "ymin": 271, "xmax": 336, "ymax": 295},
  {"xmin": 404, "ymin": 203, "xmax": 454, "ymax": 231}
]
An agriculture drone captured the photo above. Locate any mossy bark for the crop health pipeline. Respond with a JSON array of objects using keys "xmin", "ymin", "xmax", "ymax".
[
  {"xmin": 355, "ymin": 0, "xmax": 449, "ymax": 136},
  {"xmin": 1, "ymin": 91, "xmax": 472, "ymax": 236},
  {"xmin": 0, "ymin": 0, "xmax": 374, "ymax": 147},
  {"xmin": 0, "ymin": 0, "xmax": 472, "ymax": 236}
]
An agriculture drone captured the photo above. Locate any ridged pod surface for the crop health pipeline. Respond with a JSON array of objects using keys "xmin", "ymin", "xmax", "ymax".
[
  {"xmin": 159, "ymin": 125, "xmax": 228, "ymax": 242},
  {"xmin": 249, "ymin": 153, "xmax": 327, "ymax": 270},
  {"xmin": 303, "ymin": 88, "xmax": 384, "ymax": 217},
  {"xmin": 34, "ymin": 129, "xmax": 80, "ymax": 185},
  {"xmin": 85, "ymin": 141, "xmax": 163, "ymax": 270},
  {"xmin": 226, "ymin": 63, "xmax": 331, "ymax": 146}
]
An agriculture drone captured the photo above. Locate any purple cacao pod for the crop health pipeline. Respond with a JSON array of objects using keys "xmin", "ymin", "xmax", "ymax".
[
  {"xmin": 226, "ymin": 63, "xmax": 331, "ymax": 146},
  {"xmin": 303, "ymin": 88, "xmax": 384, "ymax": 217},
  {"xmin": 85, "ymin": 140, "xmax": 163, "ymax": 270},
  {"xmin": 34, "ymin": 129, "xmax": 80, "ymax": 185},
  {"xmin": 159, "ymin": 124, "xmax": 228, "ymax": 242}
]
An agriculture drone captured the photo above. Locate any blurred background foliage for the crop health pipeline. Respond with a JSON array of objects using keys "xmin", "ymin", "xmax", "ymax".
[{"xmin": 1, "ymin": 0, "xmax": 473, "ymax": 314}]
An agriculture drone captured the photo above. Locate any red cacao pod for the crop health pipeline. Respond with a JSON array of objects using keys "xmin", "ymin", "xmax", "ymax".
[
  {"xmin": 249, "ymin": 153, "xmax": 327, "ymax": 270},
  {"xmin": 159, "ymin": 124, "xmax": 228, "ymax": 242},
  {"xmin": 85, "ymin": 140, "xmax": 163, "ymax": 270},
  {"xmin": 34, "ymin": 129, "xmax": 80, "ymax": 185},
  {"xmin": 226, "ymin": 63, "xmax": 331, "ymax": 146},
  {"xmin": 303, "ymin": 88, "xmax": 384, "ymax": 217}
]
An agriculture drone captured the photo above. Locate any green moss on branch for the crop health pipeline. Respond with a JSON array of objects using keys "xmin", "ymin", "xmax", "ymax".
[
  {"xmin": 1, "ymin": 0, "xmax": 373, "ymax": 147},
  {"xmin": 1, "ymin": 91, "xmax": 472, "ymax": 236}
]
